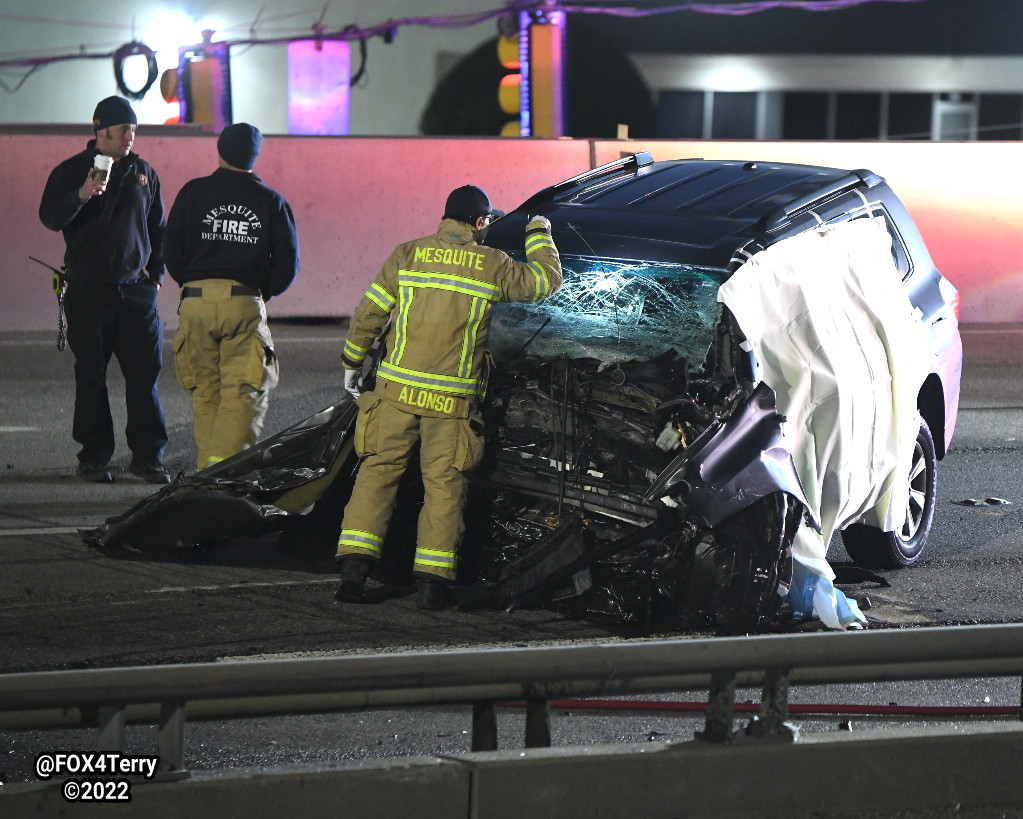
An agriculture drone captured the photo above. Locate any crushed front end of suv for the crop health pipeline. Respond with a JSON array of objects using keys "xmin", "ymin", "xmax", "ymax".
[
  {"xmin": 467, "ymin": 154, "xmax": 961, "ymax": 633},
  {"xmin": 86, "ymin": 154, "xmax": 962, "ymax": 635}
]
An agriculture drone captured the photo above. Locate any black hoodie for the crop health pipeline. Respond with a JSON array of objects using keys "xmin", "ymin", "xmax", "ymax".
[
  {"xmin": 164, "ymin": 167, "xmax": 299, "ymax": 300},
  {"xmin": 39, "ymin": 140, "xmax": 166, "ymax": 284}
]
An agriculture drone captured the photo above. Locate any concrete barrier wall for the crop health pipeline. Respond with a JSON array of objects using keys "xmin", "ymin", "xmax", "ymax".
[
  {"xmin": 597, "ymin": 139, "xmax": 1023, "ymax": 328},
  {"xmin": 4, "ymin": 134, "xmax": 1021, "ymax": 331},
  {"xmin": 5, "ymin": 722, "xmax": 1023, "ymax": 818},
  {"xmin": 6, "ymin": 134, "xmax": 591, "ymax": 333}
]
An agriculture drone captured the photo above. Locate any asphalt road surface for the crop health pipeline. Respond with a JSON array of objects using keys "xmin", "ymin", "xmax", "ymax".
[
  {"xmin": 1, "ymin": 322, "xmax": 1021, "ymax": 794},
  {"xmin": 1, "ymin": 322, "xmax": 1021, "ymax": 671}
]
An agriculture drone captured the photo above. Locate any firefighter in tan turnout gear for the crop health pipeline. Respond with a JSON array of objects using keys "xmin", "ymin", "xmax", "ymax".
[
  {"xmin": 165, "ymin": 124, "xmax": 300, "ymax": 471},
  {"xmin": 335, "ymin": 185, "xmax": 562, "ymax": 610}
]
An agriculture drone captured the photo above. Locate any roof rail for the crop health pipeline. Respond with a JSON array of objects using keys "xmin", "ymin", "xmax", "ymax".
[
  {"xmin": 760, "ymin": 168, "xmax": 883, "ymax": 233},
  {"xmin": 517, "ymin": 152, "xmax": 655, "ymax": 211},
  {"xmin": 574, "ymin": 151, "xmax": 655, "ymax": 183}
]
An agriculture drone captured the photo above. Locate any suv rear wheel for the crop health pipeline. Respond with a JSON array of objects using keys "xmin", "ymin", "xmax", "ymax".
[{"xmin": 841, "ymin": 420, "xmax": 936, "ymax": 569}]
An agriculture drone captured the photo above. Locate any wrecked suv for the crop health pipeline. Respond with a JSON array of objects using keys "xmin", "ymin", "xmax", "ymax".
[
  {"xmin": 467, "ymin": 153, "xmax": 962, "ymax": 632},
  {"xmin": 90, "ymin": 154, "xmax": 961, "ymax": 635}
]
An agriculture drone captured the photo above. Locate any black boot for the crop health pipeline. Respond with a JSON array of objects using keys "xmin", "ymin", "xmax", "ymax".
[
  {"xmin": 334, "ymin": 557, "xmax": 373, "ymax": 603},
  {"xmin": 416, "ymin": 577, "xmax": 450, "ymax": 611}
]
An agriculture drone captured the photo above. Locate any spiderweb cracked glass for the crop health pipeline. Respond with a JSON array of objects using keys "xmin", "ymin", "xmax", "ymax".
[{"xmin": 490, "ymin": 257, "xmax": 724, "ymax": 365}]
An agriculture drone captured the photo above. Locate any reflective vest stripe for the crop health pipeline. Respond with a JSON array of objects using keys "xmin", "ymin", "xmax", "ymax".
[
  {"xmin": 343, "ymin": 338, "xmax": 369, "ymax": 364},
  {"xmin": 415, "ymin": 547, "xmax": 457, "ymax": 568},
  {"xmin": 378, "ymin": 361, "xmax": 481, "ymax": 395},
  {"xmin": 337, "ymin": 529, "xmax": 384, "ymax": 555},
  {"xmin": 393, "ymin": 284, "xmax": 414, "ymax": 364},
  {"xmin": 385, "ymin": 268, "xmax": 498, "ymax": 389},
  {"xmin": 399, "ymin": 270, "xmax": 501, "ymax": 301},
  {"xmin": 459, "ymin": 296, "xmax": 486, "ymax": 379},
  {"xmin": 525, "ymin": 234, "xmax": 555, "ymax": 254},
  {"xmin": 367, "ymin": 282, "xmax": 396, "ymax": 312},
  {"xmin": 528, "ymin": 260, "xmax": 553, "ymax": 300}
]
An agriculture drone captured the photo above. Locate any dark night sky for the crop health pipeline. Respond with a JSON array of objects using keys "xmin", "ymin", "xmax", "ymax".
[{"xmin": 579, "ymin": 0, "xmax": 1023, "ymax": 55}]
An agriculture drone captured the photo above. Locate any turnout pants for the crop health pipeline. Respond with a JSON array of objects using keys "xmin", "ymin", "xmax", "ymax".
[
  {"xmin": 173, "ymin": 279, "xmax": 279, "ymax": 470},
  {"xmin": 336, "ymin": 393, "xmax": 484, "ymax": 582},
  {"xmin": 64, "ymin": 278, "xmax": 168, "ymax": 467}
]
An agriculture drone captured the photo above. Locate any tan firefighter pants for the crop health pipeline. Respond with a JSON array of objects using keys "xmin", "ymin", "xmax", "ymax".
[
  {"xmin": 173, "ymin": 279, "xmax": 279, "ymax": 470},
  {"xmin": 336, "ymin": 393, "xmax": 484, "ymax": 582}
]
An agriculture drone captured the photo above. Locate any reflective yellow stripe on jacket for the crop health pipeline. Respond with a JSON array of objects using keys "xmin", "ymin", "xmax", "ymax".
[
  {"xmin": 341, "ymin": 218, "xmax": 562, "ymax": 391},
  {"xmin": 525, "ymin": 232, "xmax": 556, "ymax": 300},
  {"xmin": 380, "ymin": 270, "xmax": 502, "ymax": 396},
  {"xmin": 342, "ymin": 283, "xmax": 395, "ymax": 365}
]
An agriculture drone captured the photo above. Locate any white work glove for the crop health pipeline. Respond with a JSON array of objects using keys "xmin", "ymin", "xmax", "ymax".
[
  {"xmin": 343, "ymin": 368, "xmax": 362, "ymax": 398},
  {"xmin": 526, "ymin": 214, "xmax": 551, "ymax": 232}
]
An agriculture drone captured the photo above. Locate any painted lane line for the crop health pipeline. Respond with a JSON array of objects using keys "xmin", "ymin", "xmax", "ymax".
[
  {"xmin": 0, "ymin": 426, "xmax": 42, "ymax": 432},
  {"xmin": 0, "ymin": 526, "xmax": 86, "ymax": 536},
  {"xmin": 146, "ymin": 579, "xmax": 338, "ymax": 594}
]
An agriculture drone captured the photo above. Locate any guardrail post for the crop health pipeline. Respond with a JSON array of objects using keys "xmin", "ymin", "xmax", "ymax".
[
  {"xmin": 158, "ymin": 700, "xmax": 188, "ymax": 777},
  {"xmin": 96, "ymin": 704, "xmax": 125, "ymax": 752},
  {"xmin": 472, "ymin": 701, "xmax": 498, "ymax": 751},
  {"xmin": 525, "ymin": 698, "xmax": 552, "ymax": 748},
  {"xmin": 745, "ymin": 668, "xmax": 797, "ymax": 742},
  {"xmin": 696, "ymin": 671, "xmax": 737, "ymax": 744}
]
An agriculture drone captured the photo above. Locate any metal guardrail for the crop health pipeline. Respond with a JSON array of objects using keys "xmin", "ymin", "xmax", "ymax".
[{"xmin": 2, "ymin": 623, "xmax": 1022, "ymax": 777}]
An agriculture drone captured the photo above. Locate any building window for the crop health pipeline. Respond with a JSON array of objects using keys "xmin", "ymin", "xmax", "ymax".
[
  {"xmin": 782, "ymin": 93, "xmax": 829, "ymax": 140},
  {"xmin": 978, "ymin": 94, "xmax": 1023, "ymax": 140},
  {"xmin": 656, "ymin": 89, "xmax": 1023, "ymax": 142},
  {"xmin": 887, "ymin": 93, "xmax": 932, "ymax": 140},
  {"xmin": 710, "ymin": 91, "xmax": 758, "ymax": 139},
  {"xmin": 656, "ymin": 90, "xmax": 705, "ymax": 139},
  {"xmin": 834, "ymin": 93, "xmax": 882, "ymax": 140}
]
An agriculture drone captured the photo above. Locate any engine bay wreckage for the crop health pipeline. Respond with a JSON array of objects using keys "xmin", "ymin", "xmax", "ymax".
[{"xmin": 86, "ymin": 156, "xmax": 962, "ymax": 635}]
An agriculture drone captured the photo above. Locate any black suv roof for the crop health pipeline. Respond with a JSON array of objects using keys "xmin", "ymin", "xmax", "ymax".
[{"xmin": 488, "ymin": 153, "xmax": 887, "ymax": 270}]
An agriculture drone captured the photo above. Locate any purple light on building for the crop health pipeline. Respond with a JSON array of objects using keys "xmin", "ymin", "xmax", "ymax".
[{"xmin": 288, "ymin": 40, "xmax": 351, "ymax": 135}]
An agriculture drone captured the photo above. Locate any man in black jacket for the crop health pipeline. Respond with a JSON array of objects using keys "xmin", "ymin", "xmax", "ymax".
[
  {"xmin": 164, "ymin": 123, "xmax": 300, "ymax": 471},
  {"xmin": 39, "ymin": 96, "xmax": 170, "ymax": 484}
]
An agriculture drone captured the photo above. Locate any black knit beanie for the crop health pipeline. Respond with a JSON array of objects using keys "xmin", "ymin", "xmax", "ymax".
[
  {"xmin": 92, "ymin": 96, "xmax": 137, "ymax": 132},
  {"xmin": 217, "ymin": 123, "xmax": 263, "ymax": 171}
]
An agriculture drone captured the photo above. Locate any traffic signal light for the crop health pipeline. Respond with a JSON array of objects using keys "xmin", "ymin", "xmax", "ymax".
[
  {"xmin": 175, "ymin": 32, "xmax": 232, "ymax": 131},
  {"xmin": 496, "ymin": 12, "xmax": 565, "ymax": 138},
  {"xmin": 526, "ymin": 14, "xmax": 564, "ymax": 138},
  {"xmin": 497, "ymin": 34, "xmax": 521, "ymax": 137}
]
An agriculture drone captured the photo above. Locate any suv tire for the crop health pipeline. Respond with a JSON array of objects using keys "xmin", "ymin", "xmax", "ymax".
[{"xmin": 841, "ymin": 420, "xmax": 937, "ymax": 569}]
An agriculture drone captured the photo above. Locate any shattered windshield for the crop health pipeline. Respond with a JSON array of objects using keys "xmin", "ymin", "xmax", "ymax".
[{"xmin": 490, "ymin": 256, "xmax": 725, "ymax": 366}]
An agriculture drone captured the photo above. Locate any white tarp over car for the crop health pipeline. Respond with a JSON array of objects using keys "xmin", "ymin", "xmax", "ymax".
[{"xmin": 719, "ymin": 216, "xmax": 930, "ymax": 628}]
